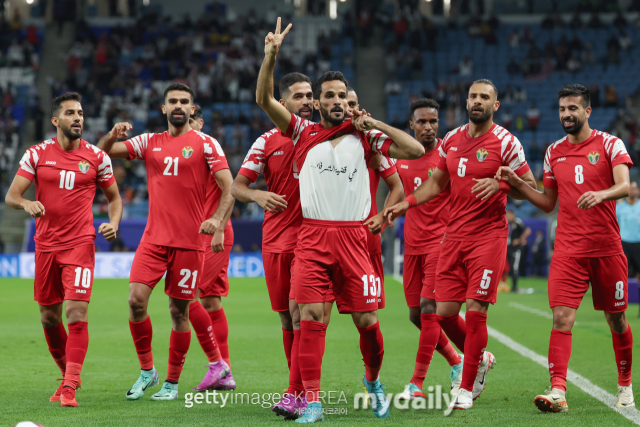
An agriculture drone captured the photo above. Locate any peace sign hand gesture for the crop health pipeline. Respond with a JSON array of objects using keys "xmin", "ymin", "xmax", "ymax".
[{"xmin": 265, "ymin": 17, "xmax": 292, "ymax": 56}]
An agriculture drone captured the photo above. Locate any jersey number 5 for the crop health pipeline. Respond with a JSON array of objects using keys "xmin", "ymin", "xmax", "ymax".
[{"xmin": 458, "ymin": 158, "xmax": 468, "ymax": 177}]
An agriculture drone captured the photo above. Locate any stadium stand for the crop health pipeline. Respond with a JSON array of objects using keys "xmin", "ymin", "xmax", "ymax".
[
  {"xmin": 0, "ymin": 15, "xmax": 42, "ymax": 199},
  {"xmin": 55, "ymin": 4, "xmax": 354, "ymax": 220}
]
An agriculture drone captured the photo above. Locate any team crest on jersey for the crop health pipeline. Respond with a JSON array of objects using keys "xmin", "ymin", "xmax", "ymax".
[
  {"xmin": 588, "ymin": 151, "xmax": 600, "ymax": 165},
  {"xmin": 476, "ymin": 148, "xmax": 488, "ymax": 162},
  {"xmin": 182, "ymin": 146, "xmax": 194, "ymax": 159},
  {"xmin": 428, "ymin": 168, "xmax": 434, "ymax": 178},
  {"xmin": 78, "ymin": 161, "xmax": 90, "ymax": 173}
]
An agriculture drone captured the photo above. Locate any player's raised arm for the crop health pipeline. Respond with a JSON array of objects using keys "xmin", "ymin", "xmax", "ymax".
[
  {"xmin": 5, "ymin": 174, "xmax": 45, "ymax": 217},
  {"xmin": 383, "ymin": 167, "xmax": 449, "ymax": 227},
  {"xmin": 200, "ymin": 169, "xmax": 235, "ymax": 235},
  {"xmin": 256, "ymin": 18, "xmax": 294, "ymax": 134},
  {"xmin": 352, "ymin": 110, "xmax": 424, "ymax": 160},
  {"xmin": 495, "ymin": 166, "xmax": 558, "ymax": 213},
  {"xmin": 98, "ymin": 182, "xmax": 123, "ymax": 242},
  {"xmin": 96, "ymin": 122, "xmax": 133, "ymax": 158}
]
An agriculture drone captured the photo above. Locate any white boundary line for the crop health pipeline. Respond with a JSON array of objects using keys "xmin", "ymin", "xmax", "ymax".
[
  {"xmin": 487, "ymin": 325, "xmax": 640, "ymax": 424},
  {"xmin": 508, "ymin": 302, "xmax": 581, "ymax": 325},
  {"xmin": 389, "ymin": 276, "xmax": 640, "ymax": 423}
]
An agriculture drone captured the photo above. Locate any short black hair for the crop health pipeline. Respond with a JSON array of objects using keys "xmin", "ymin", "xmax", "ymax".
[
  {"xmin": 313, "ymin": 71, "xmax": 349, "ymax": 100},
  {"xmin": 347, "ymin": 86, "xmax": 356, "ymax": 93},
  {"xmin": 558, "ymin": 84, "xmax": 590, "ymax": 108},
  {"xmin": 163, "ymin": 83, "xmax": 194, "ymax": 102},
  {"xmin": 279, "ymin": 73, "xmax": 312, "ymax": 99},
  {"xmin": 410, "ymin": 98, "xmax": 440, "ymax": 119},
  {"xmin": 471, "ymin": 79, "xmax": 499, "ymax": 98},
  {"xmin": 192, "ymin": 104, "xmax": 203, "ymax": 120},
  {"xmin": 51, "ymin": 92, "xmax": 82, "ymax": 117}
]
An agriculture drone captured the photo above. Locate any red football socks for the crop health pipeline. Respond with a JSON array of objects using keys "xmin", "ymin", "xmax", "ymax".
[
  {"xmin": 130, "ymin": 316, "xmax": 154, "ymax": 370},
  {"xmin": 166, "ymin": 330, "xmax": 191, "ymax": 383},
  {"xmin": 288, "ymin": 329, "xmax": 304, "ymax": 395},
  {"xmin": 411, "ymin": 313, "xmax": 440, "ymax": 389},
  {"xmin": 548, "ymin": 330, "xmax": 572, "ymax": 392},
  {"xmin": 437, "ymin": 314, "xmax": 467, "ymax": 353},
  {"xmin": 320, "ymin": 328, "xmax": 327, "ymax": 358},
  {"xmin": 209, "ymin": 309, "xmax": 230, "ymax": 367},
  {"xmin": 357, "ymin": 321, "xmax": 384, "ymax": 382},
  {"xmin": 44, "ymin": 323, "xmax": 67, "ymax": 376},
  {"xmin": 283, "ymin": 328, "xmax": 294, "ymax": 370},
  {"xmin": 612, "ymin": 324, "xmax": 633, "ymax": 386},
  {"xmin": 436, "ymin": 329, "xmax": 462, "ymax": 367},
  {"xmin": 63, "ymin": 321, "xmax": 88, "ymax": 389},
  {"xmin": 189, "ymin": 302, "xmax": 221, "ymax": 364},
  {"xmin": 459, "ymin": 311, "xmax": 488, "ymax": 392},
  {"xmin": 299, "ymin": 320, "xmax": 326, "ymax": 402}
]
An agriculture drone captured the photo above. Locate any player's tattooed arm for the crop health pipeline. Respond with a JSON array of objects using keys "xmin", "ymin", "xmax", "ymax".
[
  {"xmin": 96, "ymin": 122, "xmax": 133, "ymax": 158},
  {"xmin": 5, "ymin": 175, "xmax": 44, "ymax": 218},
  {"xmin": 351, "ymin": 109, "xmax": 424, "ymax": 160},
  {"xmin": 231, "ymin": 174, "xmax": 288, "ymax": 213},
  {"xmin": 366, "ymin": 172, "xmax": 404, "ymax": 234},
  {"xmin": 495, "ymin": 166, "xmax": 558, "ymax": 213},
  {"xmin": 98, "ymin": 182, "xmax": 123, "ymax": 242},
  {"xmin": 256, "ymin": 18, "xmax": 294, "ymax": 134},
  {"xmin": 200, "ymin": 169, "xmax": 235, "ymax": 236},
  {"xmin": 383, "ymin": 167, "xmax": 450, "ymax": 227},
  {"xmin": 577, "ymin": 163, "xmax": 630, "ymax": 210}
]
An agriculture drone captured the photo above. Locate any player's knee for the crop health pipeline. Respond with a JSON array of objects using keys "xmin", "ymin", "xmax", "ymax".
[
  {"xmin": 279, "ymin": 311, "xmax": 293, "ymax": 330},
  {"xmin": 409, "ymin": 312, "xmax": 421, "ymax": 327},
  {"xmin": 552, "ymin": 311, "xmax": 574, "ymax": 331},
  {"xmin": 169, "ymin": 304, "xmax": 188, "ymax": 324},
  {"xmin": 420, "ymin": 300, "xmax": 437, "ymax": 315},
  {"xmin": 605, "ymin": 311, "xmax": 627, "ymax": 334},
  {"xmin": 128, "ymin": 294, "xmax": 147, "ymax": 316},
  {"xmin": 40, "ymin": 312, "xmax": 61, "ymax": 328}
]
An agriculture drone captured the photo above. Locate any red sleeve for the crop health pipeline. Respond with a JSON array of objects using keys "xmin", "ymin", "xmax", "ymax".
[
  {"xmin": 122, "ymin": 133, "xmax": 150, "ymax": 160},
  {"xmin": 238, "ymin": 167, "xmax": 259, "ymax": 183},
  {"xmin": 436, "ymin": 155, "xmax": 448, "ymax": 171},
  {"xmin": 542, "ymin": 147, "xmax": 557, "ymax": 189},
  {"xmin": 609, "ymin": 137, "xmax": 634, "ymax": 169},
  {"xmin": 378, "ymin": 156, "xmax": 397, "ymax": 178},
  {"xmin": 17, "ymin": 168, "xmax": 34, "ymax": 181}
]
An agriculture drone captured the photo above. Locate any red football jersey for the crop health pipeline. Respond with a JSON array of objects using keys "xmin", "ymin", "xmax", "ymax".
[
  {"xmin": 123, "ymin": 130, "xmax": 229, "ymax": 251},
  {"xmin": 397, "ymin": 139, "xmax": 450, "ymax": 254},
  {"xmin": 437, "ymin": 123, "xmax": 530, "ymax": 241},
  {"xmin": 203, "ymin": 176, "xmax": 233, "ymax": 248},
  {"xmin": 238, "ymin": 127, "xmax": 302, "ymax": 253},
  {"xmin": 543, "ymin": 129, "xmax": 633, "ymax": 257},
  {"xmin": 17, "ymin": 138, "xmax": 116, "ymax": 251},
  {"xmin": 365, "ymin": 156, "xmax": 397, "ymax": 255}
]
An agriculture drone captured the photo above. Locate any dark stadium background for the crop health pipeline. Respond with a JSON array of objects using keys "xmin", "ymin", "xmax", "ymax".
[{"xmin": 0, "ymin": 0, "xmax": 638, "ymax": 287}]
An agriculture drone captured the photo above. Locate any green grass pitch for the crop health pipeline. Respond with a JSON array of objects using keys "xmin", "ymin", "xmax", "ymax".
[{"xmin": 1, "ymin": 276, "xmax": 638, "ymax": 426}]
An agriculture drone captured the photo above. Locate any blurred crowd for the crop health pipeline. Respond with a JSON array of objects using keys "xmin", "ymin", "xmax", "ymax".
[{"xmin": 51, "ymin": 2, "xmax": 351, "ymax": 220}]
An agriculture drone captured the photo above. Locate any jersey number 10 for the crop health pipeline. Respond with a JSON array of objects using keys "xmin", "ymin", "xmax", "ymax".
[{"xmin": 59, "ymin": 171, "xmax": 75, "ymax": 190}]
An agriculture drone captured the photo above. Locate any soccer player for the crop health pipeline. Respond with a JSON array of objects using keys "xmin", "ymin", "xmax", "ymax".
[
  {"xmin": 384, "ymin": 80, "xmax": 537, "ymax": 411},
  {"xmin": 232, "ymin": 72, "xmax": 314, "ymax": 419},
  {"xmin": 5, "ymin": 92, "xmax": 123, "ymax": 407},
  {"xmin": 394, "ymin": 98, "xmax": 465, "ymax": 400},
  {"xmin": 256, "ymin": 19, "xmax": 424, "ymax": 423},
  {"xmin": 188, "ymin": 105, "xmax": 236, "ymax": 391},
  {"xmin": 345, "ymin": 87, "xmax": 405, "ymax": 313},
  {"xmin": 96, "ymin": 83, "xmax": 234, "ymax": 401},
  {"xmin": 495, "ymin": 84, "xmax": 634, "ymax": 412}
]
